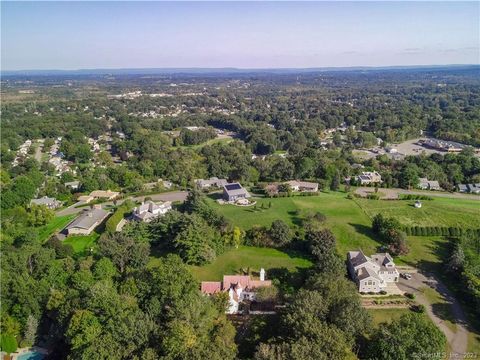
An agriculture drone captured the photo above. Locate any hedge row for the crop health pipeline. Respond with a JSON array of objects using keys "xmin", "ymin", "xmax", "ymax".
[
  {"xmin": 402, "ymin": 226, "xmax": 480, "ymax": 237},
  {"xmin": 399, "ymin": 194, "xmax": 433, "ymax": 200},
  {"xmin": 105, "ymin": 202, "xmax": 133, "ymax": 233}
]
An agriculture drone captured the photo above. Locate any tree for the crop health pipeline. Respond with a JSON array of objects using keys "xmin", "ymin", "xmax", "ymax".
[
  {"xmin": 98, "ymin": 233, "xmax": 150, "ymax": 273},
  {"xmin": 269, "ymin": 220, "xmax": 292, "ymax": 247},
  {"xmin": 22, "ymin": 315, "xmax": 38, "ymax": 347},
  {"xmin": 27, "ymin": 204, "xmax": 55, "ymax": 227},
  {"xmin": 306, "ymin": 228, "xmax": 344, "ymax": 275},
  {"xmin": 367, "ymin": 313, "xmax": 446, "ymax": 360},
  {"xmin": 0, "ymin": 333, "xmax": 18, "ymax": 354}
]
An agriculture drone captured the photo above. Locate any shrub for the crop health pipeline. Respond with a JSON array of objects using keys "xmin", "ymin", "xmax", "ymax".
[
  {"xmin": 379, "ymin": 290, "xmax": 387, "ymax": 295},
  {"xmin": 405, "ymin": 293, "xmax": 415, "ymax": 299}
]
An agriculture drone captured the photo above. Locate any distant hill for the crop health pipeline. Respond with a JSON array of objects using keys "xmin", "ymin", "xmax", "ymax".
[{"xmin": 2, "ymin": 64, "xmax": 479, "ymax": 77}]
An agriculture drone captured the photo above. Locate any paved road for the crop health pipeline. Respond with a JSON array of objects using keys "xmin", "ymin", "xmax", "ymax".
[
  {"xmin": 397, "ymin": 271, "xmax": 469, "ymax": 356},
  {"xmin": 56, "ymin": 191, "xmax": 189, "ymax": 216},
  {"xmin": 355, "ymin": 187, "xmax": 480, "ymax": 201}
]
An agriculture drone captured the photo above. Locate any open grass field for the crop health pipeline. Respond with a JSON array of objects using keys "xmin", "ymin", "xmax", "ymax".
[
  {"xmin": 38, "ymin": 215, "xmax": 75, "ymax": 242},
  {"xmin": 63, "ymin": 231, "xmax": 100, "ymax": 255},
  {"xmin": 189, "ymin": 245, "xmax": 312, "ymax": 282},
  {"xmin": 207, "ymin": 191, "xmax": 382, "ymax": 255},
  {"xmin": 355, "ymin": 197, "xmax": 480, "ymax": 228}
]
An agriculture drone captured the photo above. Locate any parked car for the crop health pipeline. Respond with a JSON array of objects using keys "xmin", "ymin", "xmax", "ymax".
[{"xmin": 401, "ymin": 273, "xmax": 412, "ymax": 280}]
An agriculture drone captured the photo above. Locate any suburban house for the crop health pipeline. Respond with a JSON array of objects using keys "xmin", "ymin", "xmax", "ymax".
[
  {"xmin": 65, "ymin": 208, "xmax": 110, "ymax": 236},
  {"xmin": 356, "ymin": 171, "xmax": 382, "ymax": 185},
  {"xmin": 458, "ymin": 183, "xmax": 480, "ymax": 194},
  {"xmin": 30, "ymin": 196, "xmax": 62, "ymax": 209},
  {"xmin": 89, "ymin": 190, "xmax": 120, "ymax": 200},
  {"xmin": 78, "ymin": 195, "xmax": 94, "ymax": 203},
  {"xmin": 201, "ymin": 269, "xmax": 272, "ymax": 314},
  {"xmin": 64, "ymin": 181, "xmax": 80, "ymax": 190},
  {"xmin": 285, "ymin": 180, "xmax": 319, "ymax": 192},
  {"xmin": 195, "ymin": 177, "xmax": 228, "ymax": 189},
  {"xmin": 132, "ymin": 201, "xmax": 172, "ymax": 222},
  {"xmin": 223, "ymin": 183, "xmax": 251, "ymax": 202},
  {"xmin": 418, "ymin": 178, "xmax": 441, "ymax": 191},
  {"xmin": 347, "ymin": 250, "xmax": 399, "ymax": 293}
]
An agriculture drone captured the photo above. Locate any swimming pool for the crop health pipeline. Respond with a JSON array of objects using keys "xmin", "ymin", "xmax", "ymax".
[{"xmin": 17, "ymin": 351, "xmax": 45, "ymax": 360}]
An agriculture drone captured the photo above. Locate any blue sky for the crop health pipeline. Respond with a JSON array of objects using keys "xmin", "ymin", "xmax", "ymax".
[{"xmin": 1, "ymin": 1, "xmax": 479, "ymax": 70}]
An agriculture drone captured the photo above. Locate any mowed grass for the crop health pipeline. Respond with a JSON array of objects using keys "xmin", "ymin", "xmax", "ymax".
[
  {"xmin": 395, "ymin": 236, "xmax": 449, "ymax": 269},
  {"xmin": 63, "ymin": 231, "xmax": 101, "ymax": 255},
  {"xmin": 38, "ymin": 215, "xmax": 75, "ymax": 242},
  {"xmin": 189, "ymin": 245, "xmax": 312, "ymax": 282},
  {"xmin": 208, "ymin": 192, "xmax": 381, "ymax": 255},
  {"xmin": 355, "ymin": 197, "xmax": 480, "ymax": 228},
  {"xmin": 367, "ymin": 308, "xmax": 412, "ymax": 326}
]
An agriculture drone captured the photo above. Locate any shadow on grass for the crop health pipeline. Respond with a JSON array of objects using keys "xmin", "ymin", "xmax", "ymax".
[
  {"xmin": 268, "ymin": 266, "xmax": 311, "ymax": 292},
  {"xmin": 348, "ymin": 223, "xmax": 380, "ymax": 241}
]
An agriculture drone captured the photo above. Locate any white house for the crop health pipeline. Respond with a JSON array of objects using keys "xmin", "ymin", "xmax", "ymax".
[
  {"xmin": 195, "ymin": 177, "xmax": 228, "ymax": 189},
  {"xmin": 30, "ymin": 196, "xmax": 62, "ymax": 209},
  {"xmin": 285, "ymin": 180, "xmax": 319, "ymax": 192},
  {"xmin": 347, "ymin": 251, "xmax": 399, "ymax": 293},
  {"xmin": 418, "ymin": 178, "xmax": 441, "ymax": 191},
  {"xmin": 201, "ymin": 269, "xmax": 271, "ymax": 314},
  {"xmin": 132, "ymin": 201, "xmax": 172, "ymax": 222},
  {"xmin": 222, "ymin": 183, "xmax": 250, "ymax": 202},
  {"xmin": 356, "ymin": 171, "xmax": 382, "ymax": 185}
]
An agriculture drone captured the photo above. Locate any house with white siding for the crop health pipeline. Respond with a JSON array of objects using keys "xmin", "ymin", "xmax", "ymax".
[{"xmin": 347, "ymin": 251, "xmax": 399, "ymax": 293}]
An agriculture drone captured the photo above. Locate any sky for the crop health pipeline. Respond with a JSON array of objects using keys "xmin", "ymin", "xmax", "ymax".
[{"xmin": 1, "ymin": 1, "xmax": 479, "ymax": 70}]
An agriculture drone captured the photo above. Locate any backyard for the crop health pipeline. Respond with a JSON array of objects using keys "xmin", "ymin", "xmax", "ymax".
[
  {"xmin": 189, "ymin": 245, "xmax": 312, "ymax": 282},
  {"xmin": 37, "ymin": 215, "xmax": 75, "ymax": 242}
]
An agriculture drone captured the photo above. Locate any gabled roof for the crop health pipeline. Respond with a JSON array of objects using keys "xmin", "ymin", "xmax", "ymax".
[
  {"xmin": 30, "ymin": 196, "xmax": 58, "ymax": 206},
  {"xmin": 201, "ymin": 281, "xmax": 222, "ymax": 294},
  {"xmin": 66, "ymin": 208, "xmax": 109, "ymax": 230},
  {"xmin": 223, "ymin": 183, "xmax": 250, "ymax": 197},
  {"xmin": 357, "ymin": 266, "xmax": 382, "ymax": 281},
  {"xmin": 348, "ymin": 250, "xmax": 370, "ymax": 268}
]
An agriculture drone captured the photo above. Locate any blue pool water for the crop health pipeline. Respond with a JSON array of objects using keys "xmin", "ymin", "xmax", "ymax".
[{"xmin": 17, "ymin": 351, "xmax": 45, "ymax": 360}]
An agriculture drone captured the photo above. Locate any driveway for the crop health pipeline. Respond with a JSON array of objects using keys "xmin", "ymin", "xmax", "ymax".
[
  {"xmin": 56, "ymin": 191, "xmax": 188, "ymax": 216},
  {"xmin": 397, "ymin": 271, "xmax": 469, "ymax": 356}
]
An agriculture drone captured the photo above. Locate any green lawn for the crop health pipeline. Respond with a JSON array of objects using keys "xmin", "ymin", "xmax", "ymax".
[
  {"xmin": 189, "ymin": 245, "xmax": 312, "ymax": 282},
  {"xmin": 367, "ymin": 308, "xmax": 412, "ymax": 326},
  {"xmin": 38, "ymin": 215, "xmax": 75, "ymax": 242},
  {"xmin": 355, "ymin": 197, "xmax": 480, "ymax": 228},
  {"xmin": 395, "ymin": 236, "xmax": 449, "ymax": 270},
  {"xmin": 208, "ymin": 192, "xmax": 382, "ymax": 256},
  {"xmin": 63, "ymin": 232, "xmax": 101, "ymax": 255}
]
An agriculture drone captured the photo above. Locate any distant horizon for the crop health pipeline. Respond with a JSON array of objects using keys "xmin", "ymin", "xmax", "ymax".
[
  {"xmin": 3, "ymin": 63, "xmax": 479, "ymax": 75},
  {"xmin": 2, "ymin": 2, "xmax": 478, "ymax": 70}
]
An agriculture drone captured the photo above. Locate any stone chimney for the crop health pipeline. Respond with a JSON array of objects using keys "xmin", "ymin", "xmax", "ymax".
[{"xmin": 260, "ymin": 268, "xmax": 265, "ymax": 281}]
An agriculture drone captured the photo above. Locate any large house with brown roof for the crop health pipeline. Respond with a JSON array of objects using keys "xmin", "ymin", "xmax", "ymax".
[
  {"xmin": 201, "ymin": 269, "xmax": 272, "ymax": 313},
  {"xmin": 347, "ymin": 250, "xmax": 399, "ymax": 293}
]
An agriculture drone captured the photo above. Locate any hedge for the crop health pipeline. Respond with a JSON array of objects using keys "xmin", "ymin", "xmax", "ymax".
[
  {"xmin": 401, "ymin": 226, "xmax": 480, "ymax": 237},
  {"xmin": 399, "ymin": 194, "xmax": 433, "ymax": 200},
  {"xmin": 105, "ymin": 202, "xmax": 133, "ymax": 233}
]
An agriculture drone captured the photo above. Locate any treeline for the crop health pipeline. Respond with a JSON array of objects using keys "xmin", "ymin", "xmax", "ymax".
[
  {"xmin": 176, "ymin": 127, "xmax": 217, "ymax": 146},
  {"xmin": 446, "ymin": 233, "xmax": 480, "ymax": 319}
]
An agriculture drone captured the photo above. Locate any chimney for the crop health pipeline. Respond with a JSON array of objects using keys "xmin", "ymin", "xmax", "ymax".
[{"xmin": 260, "ymin": 268, "xmax": 265, "ymax": 281}]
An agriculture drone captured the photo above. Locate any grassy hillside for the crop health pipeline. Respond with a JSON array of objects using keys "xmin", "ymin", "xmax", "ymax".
[
  {"xmin": 38, "ymin": 215, "xmax": 75, "ymax": 242},
  {"xmin": 207, "ymin": 192, "xmax": 381, "ymax": 256},
  {"xmin": 355, "ymin": 197, "xmax": 480, "ymax": 228}
]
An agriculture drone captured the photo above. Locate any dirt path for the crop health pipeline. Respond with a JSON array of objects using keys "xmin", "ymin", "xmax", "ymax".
[{"xmin": 398, "ymin": 272, "xmax": 469, "ymax": 355}]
